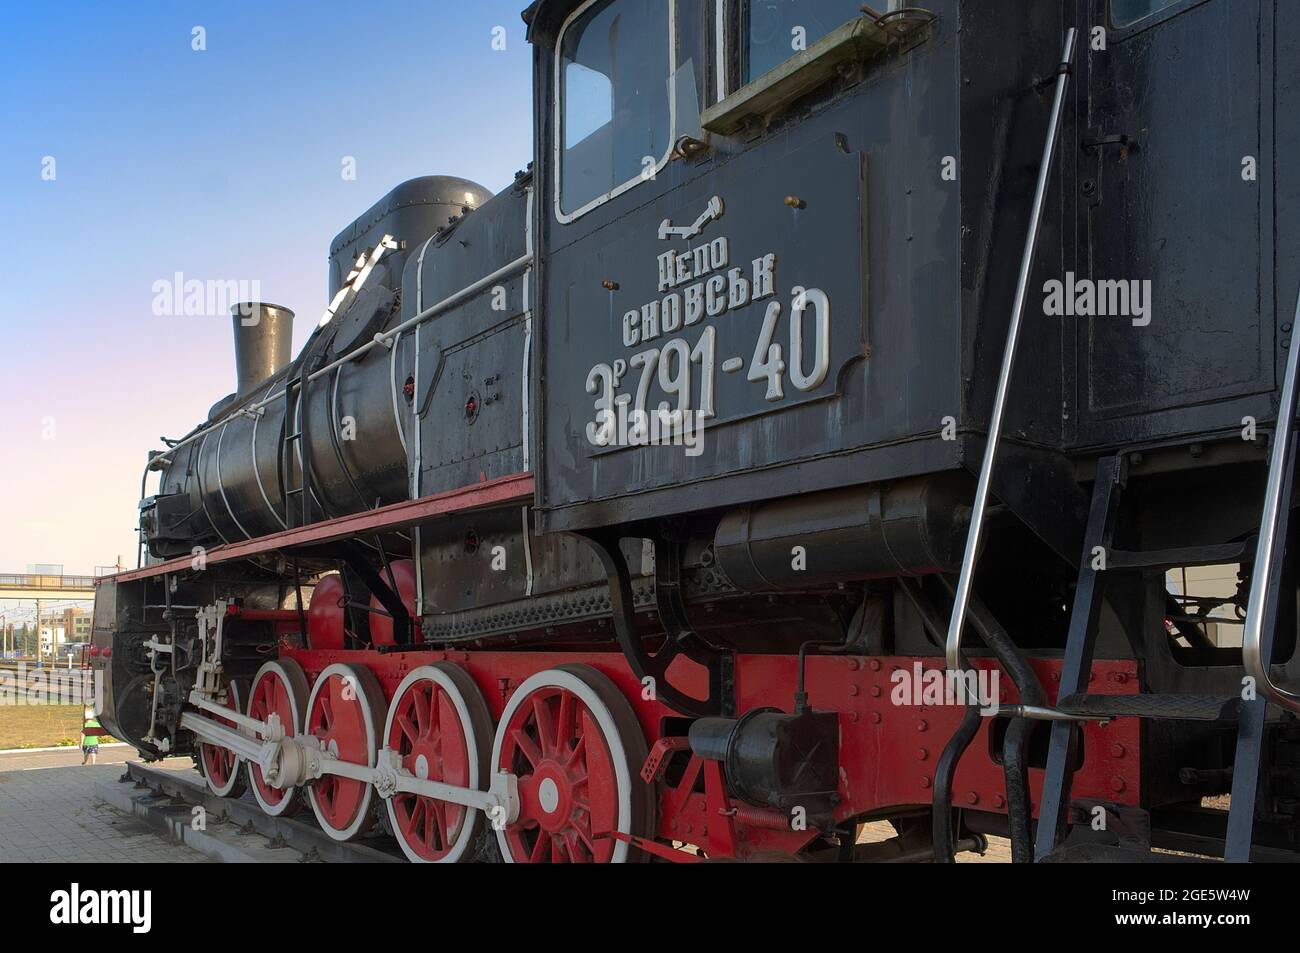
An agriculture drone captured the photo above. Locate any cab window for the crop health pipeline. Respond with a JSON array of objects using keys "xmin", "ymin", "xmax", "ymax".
[
  {"xmin": 743, "ymin": 0, "xmax": 866, "ymax": 83},
  {"xmin": 558, "ymin": 0, "xmax": 674, "ymax": 221},
  {"xmin": 1111, "ymin": 0, "xmax": 1185, "ymax": 27}
]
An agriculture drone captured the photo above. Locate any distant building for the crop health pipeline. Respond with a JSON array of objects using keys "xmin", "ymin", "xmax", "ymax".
[{"xmin": 62, "ymin": 607, "xmax": 91, "ymax": 641}]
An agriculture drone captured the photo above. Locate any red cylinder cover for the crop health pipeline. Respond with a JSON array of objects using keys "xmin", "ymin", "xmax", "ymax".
[
  {"xmin": 307, "ymin": 574, "xmax": 347, "ymax": 650},
  {"xmin": 370, "ymin": 560, "xmax": 422, "ymax": 646}
]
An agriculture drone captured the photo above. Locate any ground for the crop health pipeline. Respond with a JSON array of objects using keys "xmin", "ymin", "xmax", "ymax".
[
  {"xmin": 0, "ymin": 705, "xmax": 117, "ymax": 749},
  {"xmin": 0, "ymin": 740, "xmax": 1011, "ymax": 864},
  {"xmin": 0, "ymin": 746, "xmax": 206, "ymax": 863}
]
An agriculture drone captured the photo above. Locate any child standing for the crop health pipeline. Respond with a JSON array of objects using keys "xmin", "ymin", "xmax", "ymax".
[{"xmin": 81, "ymin": 707, "xmax": 101, "ymax": 765}]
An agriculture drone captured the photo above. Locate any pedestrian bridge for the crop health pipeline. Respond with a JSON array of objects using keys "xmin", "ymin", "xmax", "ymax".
[{"xmin": 0, "ymin": 573, "xmax": 98, "ymax": 601}]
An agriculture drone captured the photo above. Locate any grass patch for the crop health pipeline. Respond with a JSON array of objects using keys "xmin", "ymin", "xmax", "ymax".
[{"xmin": 0, "ymin": 705, "xmax": 118, "ymax": 750}]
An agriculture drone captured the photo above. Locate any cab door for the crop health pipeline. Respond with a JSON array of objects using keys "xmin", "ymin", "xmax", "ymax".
[{"xmin": 1076, "ymin": 0, "xmax": 1272, "ymax": 443}]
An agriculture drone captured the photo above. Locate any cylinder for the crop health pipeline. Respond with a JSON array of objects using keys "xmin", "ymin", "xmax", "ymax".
[
  {"xmin": 713, "ymin": 474, "xmax": 972, "ymax": 590},
  {"xmin": 231, "ymin": 302, "xmax": 295, "ymax": 395}
]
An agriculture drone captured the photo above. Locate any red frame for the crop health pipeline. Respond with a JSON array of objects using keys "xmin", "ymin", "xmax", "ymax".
[{"xmin": 282, "ymin": 646, "xmax": 1140, "ymax": 860}]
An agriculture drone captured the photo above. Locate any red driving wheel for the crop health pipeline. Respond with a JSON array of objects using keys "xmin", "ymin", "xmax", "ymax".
[
  {"xmin": 246, "ymin": 658, "xmax": 309, "ymax": 817},
  {"xmin": 304, "ymin": 663, "xmax": 385, "ymax": 841},
  {"xmin": 491, "ymin": 664, "xmax": 653, "ymax": 863},
  {"xmin": 198, "ymin": 680, "xmax": 247, "ymax": 798},
  {"xmin": 383, "ymin": 663, "xmax": 493, "ymax": 862}
]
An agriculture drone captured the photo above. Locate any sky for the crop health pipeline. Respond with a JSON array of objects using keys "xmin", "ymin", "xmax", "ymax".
[{"xmin": 0, "ymin": 1, "xmax": 534, "ymax": 577}]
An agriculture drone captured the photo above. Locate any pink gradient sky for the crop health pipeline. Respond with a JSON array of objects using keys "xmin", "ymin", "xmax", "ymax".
[{"xmin": 0, "ymin": 1, "xmax": 533, "ymax": 575}]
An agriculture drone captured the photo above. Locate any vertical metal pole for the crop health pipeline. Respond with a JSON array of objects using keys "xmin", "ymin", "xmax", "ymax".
[
  {"xmin": 1033, "ymin": 457, "xmax": 1124, "ymax": 860},
  {"xmin": 946, "ymin": 29, "xmax": 1077, "ymax": 671},
  {"xmin": 1225, "ymin": 283, "xmax": 1300, "ymax": 860},
  {"xmin": 1241, "ymin": 284, "xmax": 1300, "ymax": 713}
]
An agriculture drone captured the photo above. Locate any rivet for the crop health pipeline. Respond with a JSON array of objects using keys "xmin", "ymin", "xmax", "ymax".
[
  {"xmin": 920, "ymin": 776, "xmax": 931, "ymax": 789},
  {"xmin": 917, "ymin": 720, "xmax": 928, "ymax": 732},
  {"xmin": 870, "ymin": 685, "xmax": 882, "ymax": 698},
  {"xmin": 1110, "ymin": 776, "xmax": 1127, "ymax": 794},
  {"xmin": 994, "ymin": 793, "xmax": 1006, "ymax": 809},
  {"xmin": 871, "ymin": 711, "xmax": 882, "ymax": 724},
  {"xmin": 966, "ymin": 792, "xmax": 979, "ymax": 805},
  {"xmin": 917, "ymin": 748, "xmax": 928, "ymax": 761},
  {"xmin": 848, "ymin": 685, "xmax": 860, "ymax": 697},
  {"xmin": 1111, "ymin": 743, "xmax": 1126, "ymax": 758},
  {"xmin": 869, "ymin": 659, "xmax": 882, "ymax": 671}
]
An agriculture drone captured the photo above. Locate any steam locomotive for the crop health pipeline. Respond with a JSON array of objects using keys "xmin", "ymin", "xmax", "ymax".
[{"xmin": 91, "ymin": 0, "xmax": 1300, "ymax": 862}]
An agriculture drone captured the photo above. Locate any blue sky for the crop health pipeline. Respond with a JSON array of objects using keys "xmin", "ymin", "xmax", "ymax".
[{"xmin": 0, "ymin": 1, "xmax": 534, "ymax": 576}]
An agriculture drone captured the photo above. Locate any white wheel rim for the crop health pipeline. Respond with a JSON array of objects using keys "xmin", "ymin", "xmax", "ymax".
[
  {"xmin": 490, "ymin": 667, "xmax": 636, "ymax": 864},
  {"xmin": 304, "ymin": 663, "xmax": 382, "ymax": 842},
  {"xmin": 247, "ymin": 659, "xmax": 307, "ymax": 817},
  {"xmin": 382, "ymin": 665, "xmax": 484, "ymax": 863}
]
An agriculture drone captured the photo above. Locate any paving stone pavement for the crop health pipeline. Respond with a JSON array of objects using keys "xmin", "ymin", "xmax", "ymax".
[
  {"xmin": 0, "ymin": 745, "xmax": 1014, "ymax": 863},
  {"xmin": 0, "ymin": 747, "xmax": 209, "ymax": 863}
]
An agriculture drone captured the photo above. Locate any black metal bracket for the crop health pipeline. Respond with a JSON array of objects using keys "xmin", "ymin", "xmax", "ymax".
[
  {"xmin": 334, "ymin": 541, "xmax": 410, "ymax": 647},
  {"xmin": 581, "ymin": 531, "xmax": 734, "ymax": 718}
]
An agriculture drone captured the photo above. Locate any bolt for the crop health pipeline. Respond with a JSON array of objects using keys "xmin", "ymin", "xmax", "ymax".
[
  {"xmin": 1110, "ymin": 776, "xmax": 1127, "ymax": 794},
  {"xmin": 848, "ymin": 685, "xmax": 860, "ymax": 697},
  {"xmin": 869, "ymin": 659, "xmax": 881, "ymax": 671},
  {"xmin": 917, "ymin": 720, "xmax": 928, "ymax": 732},
  {"xmin": 870, "ymin": 712, "xmax": 882, "ymax": 724},
  {"xmin": 870, "ymin": 685, "xmax": 882, "ymax": 698},
  {"xmin": 920, "ymin": 776, "xmax": 931, "ymax": 789},
  {"xmin": 917, "ymin": 748, "xmax": 928, "ymax": 761},
  {"xmin": 1110, "ymin": 743, "xmax": 1127, "ymax": 758},
  {"xmin": 966, "ymin": 792, "xmax": 979, "ymax": 805},
  {"xmin": 1110, "ymin": 671, "xmax": 1128, "ymax": 684},
  {"xmin": 994, "ymin": 793, "xmax": 1006, "ymax": 809}
]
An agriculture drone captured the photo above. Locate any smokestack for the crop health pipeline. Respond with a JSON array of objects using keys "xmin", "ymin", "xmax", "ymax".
[{"xmin": 231, "ymin": 302, "xmax": 294, "ymax": 395}]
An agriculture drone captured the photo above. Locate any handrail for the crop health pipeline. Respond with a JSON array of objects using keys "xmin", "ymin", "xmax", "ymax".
[
  {"xmin": 945, "ymin": 28, "xmax": 1078, "ymax": 671},
  {"xmin": 1242, "ymin": 283, "xmax": 1300, "ymax": 714}
]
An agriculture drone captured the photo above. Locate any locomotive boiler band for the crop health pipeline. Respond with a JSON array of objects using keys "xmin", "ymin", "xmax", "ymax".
[{"xmin": 90, "ymin": 0, "xmax": 1300, "ymax": 864}]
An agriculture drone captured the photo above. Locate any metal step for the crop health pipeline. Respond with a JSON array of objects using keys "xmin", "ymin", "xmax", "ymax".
[{"xmin": 1057, "ymin": 692, "xmax": 1241, "ymax": 722}]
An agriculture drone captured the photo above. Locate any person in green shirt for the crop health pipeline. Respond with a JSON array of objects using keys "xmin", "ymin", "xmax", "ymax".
[{"xmin": 81, "ymin": 707, "xmax": 101, "ymax": 765}]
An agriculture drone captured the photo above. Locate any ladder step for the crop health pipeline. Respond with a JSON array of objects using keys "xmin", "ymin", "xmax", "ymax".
[
  {"xmin": 1040, "ymin": 843, "xmax": 1216, "ymax": 864},
  {"xmin": 1106, "ymin": 540, "xmax": 1248, "ymax": 570},
  {"xmin": 1058, "ymin": 692, "xmax": 1241, "ymax": 722}
]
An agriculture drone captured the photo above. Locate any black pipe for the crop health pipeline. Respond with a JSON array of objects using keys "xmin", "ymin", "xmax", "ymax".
[{"xmin": 938, "ymin": 577, "xmax": 1047, "ymax": 864}]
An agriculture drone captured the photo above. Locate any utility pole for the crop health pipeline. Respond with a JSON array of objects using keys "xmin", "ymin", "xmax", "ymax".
[{"xmin": 34, "ymin": 598, "xmax": 42, "ymax": 660}]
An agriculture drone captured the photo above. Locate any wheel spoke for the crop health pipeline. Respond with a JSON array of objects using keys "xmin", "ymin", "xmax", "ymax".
[
  {"xmin": 510, "ymin": 727, "xmax": 544, "ymax": 769},
  {"xmin": 530, "ymin": 830, "xmax": 551, "ymax": 863},
  {"xmin": 531, "ymin": 696, "xmax": 556, "ymax": 758}
]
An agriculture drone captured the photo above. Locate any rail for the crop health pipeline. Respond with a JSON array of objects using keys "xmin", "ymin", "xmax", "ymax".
[{"xmin": 0, "ymin": 573, "xmax": 97, "ymax": 590}]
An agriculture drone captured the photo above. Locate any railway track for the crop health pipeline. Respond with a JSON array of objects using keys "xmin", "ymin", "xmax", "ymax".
[{"xmin": 96, "ymin": 762, "xmax": 404, "ymax": 863}]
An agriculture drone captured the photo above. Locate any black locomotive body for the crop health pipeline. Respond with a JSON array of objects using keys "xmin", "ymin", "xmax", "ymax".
[{"xmin": 91, "ymin": 0, "xmax": 1300, "ymax": 863}]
